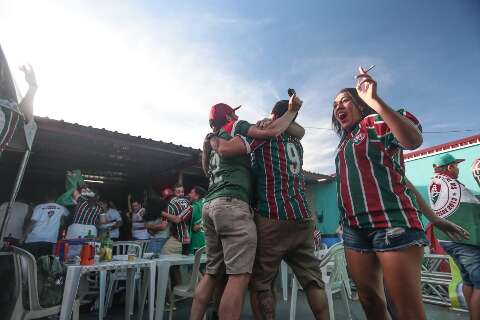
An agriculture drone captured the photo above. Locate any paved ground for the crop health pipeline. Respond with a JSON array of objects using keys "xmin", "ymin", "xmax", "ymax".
[{"xmin": 80, "ymin": 290, "xmax": 469, "ymax": 320}]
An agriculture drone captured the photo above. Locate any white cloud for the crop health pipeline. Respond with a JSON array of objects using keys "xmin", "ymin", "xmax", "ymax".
[
  {"xmin": 0, "ymin": 0, "xmax": 275, "ymax": 150},
  {"xmin": 0, "ymin": 1, "xmax": 396, "ymax": 175}
]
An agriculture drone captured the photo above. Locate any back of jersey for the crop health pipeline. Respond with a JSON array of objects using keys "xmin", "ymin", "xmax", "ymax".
[{"xmin": 205, "ymin": 130, "xmax": 252, "ymax": 204}]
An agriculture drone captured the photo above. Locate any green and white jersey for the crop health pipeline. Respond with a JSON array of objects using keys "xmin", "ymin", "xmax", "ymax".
[
  {"xmin": 204, "ymin": 120, "xmax": 253, "ymax": 204},
  {"xmin": 429, "ymin": 173, "xmax": 480, "ymax": 246}
]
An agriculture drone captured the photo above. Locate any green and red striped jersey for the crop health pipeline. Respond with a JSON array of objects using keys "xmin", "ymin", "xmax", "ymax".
[
  {"xmin": 168, "ymin": 196, "xmax": 192, "ymax": 244},
  {"xmin": 0, "ymin": 101, "xmax": 20, "ymax": 153},
  {"xmin": 72, "ymin": 196, "xmax": 102, "ymax": 226},
  {"xmin": 335, "ymin": 109, "xmax": 423, "ymax": 230},
  {"xmin": 243, "ymin": 134, "xmax": 311, "ymax": 221}
]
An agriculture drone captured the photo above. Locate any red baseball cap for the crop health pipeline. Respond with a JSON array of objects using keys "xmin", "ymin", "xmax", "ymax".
[
  {"xmin": 161, "ymin": 188, "xmax": 174, "ymax": 199},
  {"xmin": 209, "ymin": 103, "xmax": 241, "ymax": 129}
]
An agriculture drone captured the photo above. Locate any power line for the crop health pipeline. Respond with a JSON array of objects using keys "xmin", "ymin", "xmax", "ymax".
[{"xmin": 303, "ymin": 126, "xmax": 479, "ymax": 134}]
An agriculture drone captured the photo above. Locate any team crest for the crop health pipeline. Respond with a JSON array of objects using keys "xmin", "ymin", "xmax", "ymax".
[
  {"xmin": 429, "ymin": 182, "xmax": 441, "ymax": 205},
  {"xmin": 352, "ymin": 132, "xmax": 366, "ymax": 145},
  {"xmin": 472, "ymin": 158, "xmax": 480, "ymax": 187},
  {"xmin": 428, "ymin": 175, "xmax": 461, "ymax": 219}
]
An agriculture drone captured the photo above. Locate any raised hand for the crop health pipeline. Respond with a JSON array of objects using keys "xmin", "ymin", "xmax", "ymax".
[
  {"xmin": 19, "ymin": 64, "xmax": 37, "ymax": 88},
  {"xmin": 355, "ymin": 66, "xmax": 378, "ymax": 108},
  {"xmin": 288, "ymin": 94, "xmax": 303, "ymax": 113}
]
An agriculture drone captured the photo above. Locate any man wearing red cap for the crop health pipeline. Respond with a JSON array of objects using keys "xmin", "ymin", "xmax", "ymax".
[
  {"xmin": 190, "ymin": 97, "xmax": 303, "ymax": 320},
  {"xmin": 206, "ymin": 96, "xmax": 329, "ymax": 320}
]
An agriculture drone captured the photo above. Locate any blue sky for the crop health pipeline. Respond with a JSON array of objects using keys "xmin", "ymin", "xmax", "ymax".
[{"xmin": 1, "ymin": 0, "xmax": 479, "ymax": 173}]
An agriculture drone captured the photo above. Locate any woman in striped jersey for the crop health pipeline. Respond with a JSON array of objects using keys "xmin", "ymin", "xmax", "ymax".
[
  {"xmin": 333, "ymin": 69, "xmax": 466, "ymax": 319},
  {"xmin": 332, "ymin": 68, "xmax": 429, "ymax": 320}
]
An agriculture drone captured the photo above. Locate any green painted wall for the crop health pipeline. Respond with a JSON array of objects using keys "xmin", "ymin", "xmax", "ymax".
[
  {"xmin": 313, "ymin": 180, "xmax": 340, "ymax": 235},
  {"xmin": 405, "ymin": 145, "xmax": 480, "ymax": 201}
]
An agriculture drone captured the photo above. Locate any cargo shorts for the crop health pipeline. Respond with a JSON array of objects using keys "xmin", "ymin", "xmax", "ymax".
[
  {"xmin": 251, "ymin": 215, "xmax": 324, "ymax": 292},
  {"xmin": 203, "ymin": 197, "xmax": 257, "ymax": 275}
]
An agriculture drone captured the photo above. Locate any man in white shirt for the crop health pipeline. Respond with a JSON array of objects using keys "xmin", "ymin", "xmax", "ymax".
[
  {"xmin": 98, "ymin": 201, "xmax": 123, "ymax": 240},
  {"xmin": 22, "ymin": 193, "xmax": 69, "ymax": 257},
  {"xmin": 130, "ymin": 199, "xmax": 149, "ymax": 240}
]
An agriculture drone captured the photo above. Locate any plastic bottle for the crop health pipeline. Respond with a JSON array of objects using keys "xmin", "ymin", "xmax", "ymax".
[{"xmin": 100, "ymin": 231, "xmax": 113, "ymax": 262}]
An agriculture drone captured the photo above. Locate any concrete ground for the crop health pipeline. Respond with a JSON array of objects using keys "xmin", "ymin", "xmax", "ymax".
[{"xmin": 80, "ymin": 290, "xmax": 469, "ymax": 320}]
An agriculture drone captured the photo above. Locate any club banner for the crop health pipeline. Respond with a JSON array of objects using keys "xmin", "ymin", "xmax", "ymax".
[
  {"xmin": 448, "ymin": 256, "xmax": 467, "ymax": 308},
  {"xmin": 56, "ymin": 170, "xmax": 85, "ymax": 207},
  {"xmin": 428, "ymin": 174, "xmax": 480, "ymax": 246},
  {"xmin": 0, "ymin": 45, "xmax": 20, "ymax": 153}
]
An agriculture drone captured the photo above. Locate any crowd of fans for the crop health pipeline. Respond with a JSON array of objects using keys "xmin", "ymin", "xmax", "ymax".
[{"xmin": 16, "ymin": 182, "xmax": 207, "ymax": 259}]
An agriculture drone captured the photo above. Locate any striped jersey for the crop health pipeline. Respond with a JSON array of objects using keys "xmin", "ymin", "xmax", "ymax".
[
  {"xmin": 168, "ymin": 196, "xmax": 192, "ymax": 244},
  {"xmin": 243, "ymin": 133, "xmax": 311, "ymax": 220},
  {"xmin": 0, "ymin": 100, "xmax": 20, "ymax": 153},
  {"xmin": 335, "ymin": 109, "xmax": 423, "ymax": 230},
  {"xmin": 72, "ymin": 196, "xmax": 102, "ymax": 225},
  {"xmin": 205, "ymin": 120, "xmax": 253, "ymax": 204}
]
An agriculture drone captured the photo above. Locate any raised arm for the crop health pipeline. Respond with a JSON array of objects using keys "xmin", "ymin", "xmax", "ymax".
[
  {"xmin": 356, "ymin": 70, "xmax": 422, "ymax": 149},
  {"xmin": 18, "ymin": 65, "xmax": 37, "ymax": 123},
  {"xmin": 244, "ymin": 95, "xmax": 302, "ymax": 139},
  {"xmin": 257, "ymin": 119, "xmax": 305, "ymax": 140},
  {"xmin": 161, "ymin": 206, "xmax": 192, "ymax": 224},
  {"xmin": 210, "ymin": 135, "xmax": 248, "ymax": 158},
  {"xmin": 145, "ymin": 219, "xmax": 168, "ymax": 232},
  {"xmin": 285, "ymin": 121, "xmax": 305, "ymax": 139}
]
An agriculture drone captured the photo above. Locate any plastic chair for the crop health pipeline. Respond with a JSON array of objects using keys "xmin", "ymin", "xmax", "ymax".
[
  {"xmin": 280, "ymin": 260, "xmax": 288, "ymax": 301},
  {"xmin": 10, "ymin": 246, "xmax": 80, "ymax": 320},
  {"xmin": 168, "ymin": 247, "xmax": 206, "ymax": 320},
  {"xmin": 133, "ymin": 239, "xmax": 151, "ymax": 257},
  {"xmin": 289, "ymin": 243, "xmax": 352, "ymax": 320},
  {"xmin": 104, "ymin": 241, "xmax": 143, "ymax": 316}
]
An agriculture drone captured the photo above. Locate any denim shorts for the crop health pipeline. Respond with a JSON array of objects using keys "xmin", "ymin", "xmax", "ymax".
[
  {"xmin": 148, "ymin": 237, "xmax": 168, "ymax": 254},
  {"xmin": 440, "ymin": 242, "xmax": 480, "ymax": 289},
  {"xmin": 342, "ymin": 225, "xmax": 429, "ymax": 252}
]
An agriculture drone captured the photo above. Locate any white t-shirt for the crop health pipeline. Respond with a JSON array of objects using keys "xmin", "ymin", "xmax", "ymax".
[
  {"xmin": 132, "ymin": 208, "xmax": 150, "ymax": 240},
  {"xmin": 26, "ymin": 203, "xmax": 69, "ymax": 243},
  {"xmin": 99, "ymin": 208, "xmax": 122, "ymax": 239}
]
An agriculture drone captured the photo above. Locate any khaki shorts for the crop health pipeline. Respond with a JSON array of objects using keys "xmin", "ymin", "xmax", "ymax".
[
  {"xmin": 161, "ymin": 237, "xmax": 182, "ymax": 254},
  {"xmin": 203, "ymin": 197, "xmax": 257, "ymax": 275},
  {"xmin": 251, "ymin": 215, "xmax": 324, "ymax": 291}
]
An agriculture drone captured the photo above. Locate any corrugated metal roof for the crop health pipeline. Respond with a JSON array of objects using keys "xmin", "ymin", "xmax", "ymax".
[{"xmin": 20, "ymin": 117, "xmax": 202, "ymax": 184}]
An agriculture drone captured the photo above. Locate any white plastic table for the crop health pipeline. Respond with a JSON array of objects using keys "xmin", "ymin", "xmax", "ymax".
[
  {"xmin": 59, "ymin": 258, "xmax": 156, "ymax": 320},
  {"xmin": 152, "ymin": 254, "xmax": 207, "ymax": 320}
]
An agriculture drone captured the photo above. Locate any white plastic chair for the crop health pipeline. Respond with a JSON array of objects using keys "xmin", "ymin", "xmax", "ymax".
[
  {"xmin": 289, "ymin": 243, "xmax": 352, "ymax": 320},
  {"xmin": 168, "ymin": 247, "xmax": 206, "ymax": 320},
  {"xmin": 10, "ymin": 246, "xmax": 80, "ymax": 320},
  {"xmin": 133, "ymin": 239, "xmax": 151, "ymax": 257},
  {"xmin": 280, "ymin": 260, "xmax": 288, "ymax": 301},
  {"xmin": 104, "ymin": 241, "xmax": 143, "ymax": 316}
]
